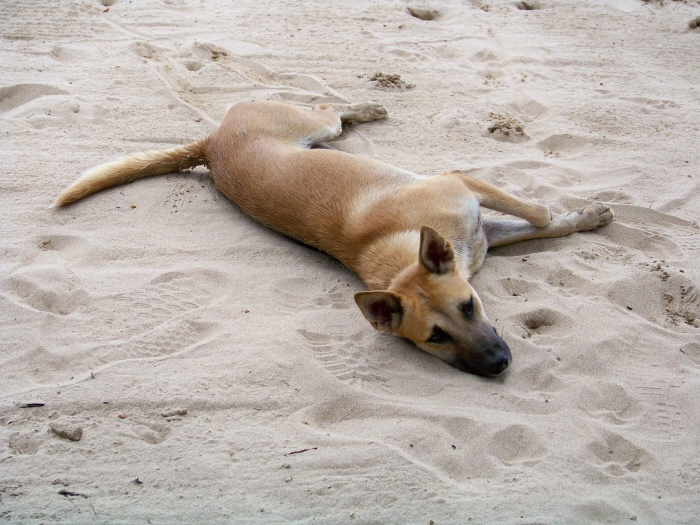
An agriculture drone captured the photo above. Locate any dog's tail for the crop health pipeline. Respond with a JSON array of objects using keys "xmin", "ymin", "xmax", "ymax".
[{"xmin": 54, "ymin": 139, "xmax": 208, "ymax": 207}]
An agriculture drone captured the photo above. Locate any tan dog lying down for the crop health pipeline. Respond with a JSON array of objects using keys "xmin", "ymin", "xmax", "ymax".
[{"xmin": 56, "ymin": 101, "xmax": 613, "ymax": 377}]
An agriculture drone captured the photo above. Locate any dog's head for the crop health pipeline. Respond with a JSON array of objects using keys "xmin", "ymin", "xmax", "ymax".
[{"xmin": 355, "ymin": 226, "xmax": 511, "ymax": 377}]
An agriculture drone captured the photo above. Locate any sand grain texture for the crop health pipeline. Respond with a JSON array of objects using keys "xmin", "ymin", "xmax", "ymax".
[{"xmin": 1, "ymin": 1, "xmax": 699, "ymax": 523}]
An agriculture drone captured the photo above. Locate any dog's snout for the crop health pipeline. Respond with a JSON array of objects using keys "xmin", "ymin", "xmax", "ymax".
[{"xmin": 453, "ymin": 330, "xmax": 512, "ymax": 377}]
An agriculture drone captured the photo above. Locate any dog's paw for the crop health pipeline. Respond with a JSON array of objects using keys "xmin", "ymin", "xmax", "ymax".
[
  {"xmin": 574, "ymin": 202, "xmax": 614, "ymax": 231},
  {"xmin": 531, "ymin": 204, "xmax": 552, "ymax": 228}
]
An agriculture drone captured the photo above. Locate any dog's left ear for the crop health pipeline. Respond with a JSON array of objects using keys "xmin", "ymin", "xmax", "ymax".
[
  {"xmin": 354, "ymin": 291, "xmax": 404, "ymax": 333},
  {"xmin": 419, "ymin": 226, "xmax": 455, "ymax": 275}
]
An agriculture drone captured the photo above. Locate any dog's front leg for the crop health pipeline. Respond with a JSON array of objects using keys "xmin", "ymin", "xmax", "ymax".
[
  {"xmin": 446, "ymin": 170, "xmax": 551, "ymax": 227},
  {"xmin": 483, "ymin": 202, "xmax": 614, "ymax": 249}
]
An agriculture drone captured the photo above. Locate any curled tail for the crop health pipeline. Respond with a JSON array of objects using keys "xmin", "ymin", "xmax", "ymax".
[{"xmin": 54, "ymin": 139, "xmax": 208, "ymax": 207}]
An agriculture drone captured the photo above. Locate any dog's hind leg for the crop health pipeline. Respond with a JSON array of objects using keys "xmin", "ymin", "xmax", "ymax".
[
  {"xmin": 300, "ymin": 103, "xmax": 386, "ymax": 149},
  {"xmin": 483, "ymin": 202, "xmax": 614, "ymax": 249},
  {"xmin": 287, "ymin": 103, "xmax": 385, "ymax": 149},
  {"xmin": 446, "ymin": 169, "xmax": 552, "ymax": 227},
  {"xmin": 314, "ymin": 103, "xmax": 388, "ymax": 124}
]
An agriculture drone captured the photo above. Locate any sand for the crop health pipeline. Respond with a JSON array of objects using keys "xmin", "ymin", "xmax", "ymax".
[{"xmin": 1, "ymin": 0, "xmax": 699, "ymax": 523}]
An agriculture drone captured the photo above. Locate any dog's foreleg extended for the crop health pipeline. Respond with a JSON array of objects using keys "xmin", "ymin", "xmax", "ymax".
[
  {"xmin": 483, "ymin": 201, "xmax": 614, "ymax": 248},
  {"xmin": 446, "ymin": 170, "xmax": 552, "ymax": 227}
]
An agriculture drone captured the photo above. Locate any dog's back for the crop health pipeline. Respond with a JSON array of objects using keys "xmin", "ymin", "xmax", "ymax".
[
  {"xmin": 55, "ymin": 100, "xmax": 483, "ymax": 281},
  {"xmin": 205, "ymin": 102, "xmax": 455, "ymax": 270}
]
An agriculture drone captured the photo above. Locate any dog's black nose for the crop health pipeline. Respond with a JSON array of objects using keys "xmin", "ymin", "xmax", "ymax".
[
  {"xmin": 489, "ymin": 354, "xmax": 511, "ymax": 376},
  {"xmin": 453, "ymin": 332, "xmax": 512, "ymax": 377},
  {"xmin": 453, "ymin": 352, "xmax": 511, "ymax": 377}
]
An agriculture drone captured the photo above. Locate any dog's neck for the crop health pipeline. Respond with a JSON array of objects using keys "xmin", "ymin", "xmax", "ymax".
[
  {"xmin": 356, "ymin": 230, "xmax": 469, "ymax": 289},
  {"xmin": 351, "ymin": 230, "xmax": 418, "ymax": 289},
  {"xmin": 352, "ymin": 229, "xmax": 479, "ymax": 290}
]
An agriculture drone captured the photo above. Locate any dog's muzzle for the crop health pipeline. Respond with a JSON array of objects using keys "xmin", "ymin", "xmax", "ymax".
[{"xmin": 454, "ymin": 330, "xmax": 512, "ymax": 377}]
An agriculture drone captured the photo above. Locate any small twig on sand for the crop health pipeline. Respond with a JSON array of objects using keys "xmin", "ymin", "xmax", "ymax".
[
  {"xmin": 59, "ymin": 490, "xmax": 98, "ymax": 516},
  {"xmin": 284, "ymin": 447, "xmax": 318, "ymax": 456},
  {"xmin": 59, "ymin": 490, "xmax": 88, "ymax": 498}
]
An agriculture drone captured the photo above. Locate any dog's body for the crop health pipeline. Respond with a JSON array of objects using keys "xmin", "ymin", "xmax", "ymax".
[{"xmin": 56, "ymin": 101, "xmax": 613, "ymax": 376}]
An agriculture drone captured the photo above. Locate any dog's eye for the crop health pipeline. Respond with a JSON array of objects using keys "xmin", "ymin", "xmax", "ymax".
[
  {"xmin": 427, "ymin": 326, "xmax": 451, "ymax": 344},
  {"xmin": 460, "ymin": 297, "xmax": 474, "ymax": 319}
]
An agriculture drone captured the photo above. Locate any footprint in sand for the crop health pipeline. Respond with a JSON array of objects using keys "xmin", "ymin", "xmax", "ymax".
[
  {"xmin": 116, "ymin": 417, "xmax": 171, "ymax": 445},
  {"xmin": 2, "ymin": 267, "xmax": 222, "ymax": 384},
  {"xmin": 8, "ymin": 432, "xmax": 42, "ymax": 455},
  {"xmin": 94, "ymin": 270, "xmax": 225, "ymax": 336},
  {"xmin": 537, "ymin": 133, "xmax": 592, "ymax": 158},
  {"xmin": 314, "ymin": 283, "xmax": 354, "ymax": 310},
  {"xmin": 586, "ymin": 431, "xmax": 650, "ymax": 478},
  {"xmin": 35, "ymin": 234, "xmax": 85, "ymax": 255},
  {"xmin": 520, "ymin": 307, "xmax": 560, "ymax": 332},
  {"xmin": 297, "ymin": 329, "xmax": 390, "ymax": 388},
  {"xmin": 129, "ymin": 40, "xmax": 346, "ymax": 120},
  {"xmin": 487, "ymin": 424, "xmax": 547, "ymax": 466},
  {"xmin": 617, "ymin": 207, "xmax": 700, "ymax": 260},
  {"xmin": 0, "ymin": 86, "xmax": 83, "ymax": 129},
  {"xmin": 92, "ymin": 319, "xmax": 211, "ymax": 368},
  {"xmin": 302, "ymin": 399, "xmax": 496, "ymax": 483},
  {"xmin": 472, "ymin": 48, "xmax": 502, "ymax": 64},
  {"xmin": 0, "ymin": 2, "xmax": 98, "ymax": 42},
  {"xmin": 614, "ymin": 364, "xmax": 684, "ymax": 444},
  {"xmin": 588, "ymin": 189, "xmax": 635, "ymax": 205},
  {"xmin": 0, "ymin": 84, "xmax": 69, "ymax": 115},
  {"xmin": 380, "ymin": 46, "xmax": 431, "ymax": 63},
  {"xmin": 129, "ymin": 40, "xmax": 169, "ymax": 61},
  {"xmin": 50, "ymin": 43, "xmax": 109, "ymax": 63},
  {"xmin": 663, "ymin": 282, "xmax": 700, "ymax": 328},
  {"xmin": 601, "ymin": 211, "xmax": 699, "ymax": 329},
  {"xmin": 90, "ymin": 271, "xmax": 222, "ymax": 367},
  {"xmin": 272, "ymin": 277, "xmax": 355, "ymax": 311},
  {"xmin": 594, "ymin": 90, "xmax": 681, "ymax": 112},
  {"xmin": 578, "ymin": 382, "xmax": 642, "ymax": 426},
  {"xmin": 593, "ymin": 209, "xmax": 696, "ymax": 445},
  {"xmin": 499, "ymin": 276, "xmax": 538, "ymax": 297},
  {"xmin": 619, "ymin": 96, "xmax": 680, "ymax": 111},
  {"xmin": 515, "ymin": 307, "xmax": 571, "ymax": 340},
  {"xmin": 4, "ymin": 265, "xmax": 85, "ymax": 316}
]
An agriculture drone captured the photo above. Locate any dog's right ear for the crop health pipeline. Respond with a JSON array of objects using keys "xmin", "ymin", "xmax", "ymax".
[
  {"xmin": 419, "ymin": 226, "xmax": 455, "ymax": 275},
  {"xmin": 354, "ymin": 291, "xmax": 404, "ymax": 333}
]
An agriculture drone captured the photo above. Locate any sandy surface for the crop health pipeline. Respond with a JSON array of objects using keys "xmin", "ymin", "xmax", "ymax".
[{"xmin": 1, "ymin": 0, "xmax": 700, "ymax": 523}]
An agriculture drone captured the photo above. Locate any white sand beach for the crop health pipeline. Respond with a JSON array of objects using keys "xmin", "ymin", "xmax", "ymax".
[{"xmin": 1, "ymin": 1, "xmax": 699, "ymax": 523}]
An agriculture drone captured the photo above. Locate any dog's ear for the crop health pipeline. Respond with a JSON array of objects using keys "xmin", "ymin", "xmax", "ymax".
[
  {"xmin": 354, "ymin": 291, "xmax": 404, "ymax": 333},
  {"xmin": 419, "ymin": 226, "xmax": 455, "ymax": 275}
]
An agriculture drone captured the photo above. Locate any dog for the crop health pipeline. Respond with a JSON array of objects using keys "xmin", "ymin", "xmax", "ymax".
[{"xmin": 55, "ymin": 101, "xmax": 614, "ymax": 377}]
